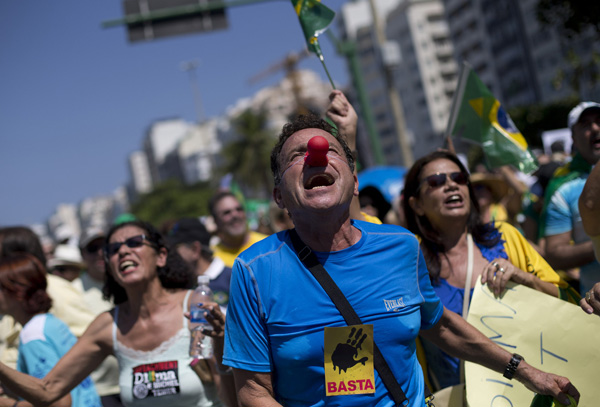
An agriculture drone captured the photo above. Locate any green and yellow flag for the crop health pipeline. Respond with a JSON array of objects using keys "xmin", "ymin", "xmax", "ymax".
[
  {"xmin": 446, "ymin": 62, "xmax": 538, "ymax": 173},
  {"xmin": 291, "ymin": 0, "xmax": 335, "ymax": 58}
]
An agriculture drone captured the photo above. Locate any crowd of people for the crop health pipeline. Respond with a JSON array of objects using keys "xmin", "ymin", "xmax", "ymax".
[{"xmin": 0, "ymin": 91, "xmax": 597, "ymax": 407}]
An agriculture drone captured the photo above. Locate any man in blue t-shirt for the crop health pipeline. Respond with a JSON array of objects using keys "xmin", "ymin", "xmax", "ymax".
[
  {"xmin": 543, "ymin": 102, "xmax": 600, "ymax": 295},
  {"xmin": 223, "ymin": 114, "xmax": 579, "ymax": 407}
]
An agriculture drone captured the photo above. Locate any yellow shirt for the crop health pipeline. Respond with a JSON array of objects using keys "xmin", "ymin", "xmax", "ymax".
[
  {"xmin": 497, "ymin": 221, "xmax": 570, "ymax": 291},
  {"xmin": 212, "ymin": 231, "xmax": 268, "ymax": 268},
  {"xmin": 360, "ymin": 211, "xmax": 382, "ymax": 224},
  {"xmin": 72, "ymin": 273, "xmax": 120, "ymax": 396},
  {"xmin": 74, "ymin": 272, "xmax": 114, "ymax": 314},
  {"xmin": 489, "ymin": 203, "xmax": 509, "ymax": 223}
]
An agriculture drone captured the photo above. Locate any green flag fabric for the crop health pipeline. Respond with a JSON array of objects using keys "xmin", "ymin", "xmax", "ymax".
[
  {"xmin": 447, "ymin": 63, "xmax": 538, "ymax": 174},
  {"xmin": 291, "ymin": 0, "xmax": 335, "ymax": 57}
]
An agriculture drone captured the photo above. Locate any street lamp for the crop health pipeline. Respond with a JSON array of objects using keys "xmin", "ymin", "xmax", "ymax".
[{"xmin": 180, "ymin": 59, "xmax": 205, "ymax": 124}]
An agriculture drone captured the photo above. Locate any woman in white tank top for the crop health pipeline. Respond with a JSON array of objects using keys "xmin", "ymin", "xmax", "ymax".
[{"xmin": 0, "ymin": 220, "xmax": 236, "ymax": 407}]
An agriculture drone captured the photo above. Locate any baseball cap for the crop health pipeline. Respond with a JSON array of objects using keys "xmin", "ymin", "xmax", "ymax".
[
  {"xmin": 113, "ymin": 213, "xmax": 137, "ymax": 225},
  {"xmin": 168, "ymin": 217, "xmax": 211, "ymax": 247},
  {"xmin": 79, "ymin": 226, "xmax": 106, "ymax": 249},
  {"xmin": 567, "ymin": 101, "xmax": 600, "ymax": 129}
]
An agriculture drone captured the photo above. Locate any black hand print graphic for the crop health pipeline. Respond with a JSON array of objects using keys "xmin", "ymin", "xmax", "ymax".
[{"xmin": 331, "ymin": 327, "xmax": 369, "ymax": 374}]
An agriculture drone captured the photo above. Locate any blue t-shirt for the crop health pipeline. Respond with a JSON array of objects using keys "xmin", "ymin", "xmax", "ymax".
[
  {"xmin": 18, "ymin": 313, "xmax": 102, "ymax": 407},
  {"xmin": 223, "ymin": 220, "xmax": 444, "ymax": 407},
  {"xmin": 544, "ymin": 174, "xmax": 600, "ymax": 294}
]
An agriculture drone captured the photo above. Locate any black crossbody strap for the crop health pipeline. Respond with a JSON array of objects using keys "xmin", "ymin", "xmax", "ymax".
[{"xmin": 289, "ymin": 229, "xmax": 409, "ymax": 406}]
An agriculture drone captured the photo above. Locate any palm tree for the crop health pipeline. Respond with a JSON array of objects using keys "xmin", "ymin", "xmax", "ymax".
[{"xmin": 221, "ymin": 108, "xmax": 275, "ymax": 198}]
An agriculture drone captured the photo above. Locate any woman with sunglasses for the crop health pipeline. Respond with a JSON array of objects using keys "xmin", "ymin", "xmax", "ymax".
[
  {"xmin": 0, "ymin": 220, "xmax": 234, "ymax": 407},
  {"xmin": 402, "ymin": 150, "xmax": 575, "ymax": 391}
]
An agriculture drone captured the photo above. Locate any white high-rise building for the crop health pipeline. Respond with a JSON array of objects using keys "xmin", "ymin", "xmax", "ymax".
[
  {"xmin": 78, "ymin": 195, "xmax": 116, "ymax": 231},
  {"xmin": 387, "ymin": 0, "xmax": 458, "ymax": 160},
  {"xmin": 128, "ymin": 150, "xmax": 153, "ymax": 197},
  {"xmin": 339, "ymin": 0, "xmax": 405, "ymax": 165},
  {"xmin": 220, "ymin": 69, "xmax": 332, "ymax": 143},
  {"xmin": 442, "ymin": 0, "xmax": 600, "ymax": 107},
  {"xmin": 47, "ymin": 203, "xmax": 80, "ymax": 244},
  {"xmin": 143, "ymin": 118, "xmax": 190, "ymax": 184},
  {"xmin": 339, "ymin": 0, "xmax": 456, "ymax": 164},
  {"xmin": 178, "ymin": 119, "xmax": 221, "ymax": 184}
]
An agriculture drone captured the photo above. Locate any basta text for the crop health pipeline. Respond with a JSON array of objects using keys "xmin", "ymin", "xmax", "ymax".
[{"xmin": 327, "ymin": 379, "xmax": 375, "ymax": 393}]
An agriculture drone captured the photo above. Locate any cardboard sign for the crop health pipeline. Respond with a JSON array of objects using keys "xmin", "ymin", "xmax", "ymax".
[
  {"xmin": 324, "ymin": 325, "xmax": 375, "ymax": 396},
  {"xmin": 466, "ymin": 281, "xmax": 600, "ymax": 407}
]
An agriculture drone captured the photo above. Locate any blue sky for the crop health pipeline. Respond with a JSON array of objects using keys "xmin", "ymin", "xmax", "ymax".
[{"xmin": 0, "ymin": 0, "xmax": 349, "ymax": 226}]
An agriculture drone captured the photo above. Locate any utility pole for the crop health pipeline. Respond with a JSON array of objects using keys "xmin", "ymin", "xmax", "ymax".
[
  {"xmin": 180, "ymin": 59, "xmax": 205, "ymax": 124},
  {"xmin": 327, "ymin": 31, "xmax": 385, "ymax": 165},
  {"xmin": 368, "ymin": 0, "xmax": 414, "ymax": 167}
]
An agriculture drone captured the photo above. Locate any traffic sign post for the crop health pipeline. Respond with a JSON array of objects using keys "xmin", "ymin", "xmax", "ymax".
[{"xmin": 119, "ymin": 0, "xmax": 228, "ymax": 42}]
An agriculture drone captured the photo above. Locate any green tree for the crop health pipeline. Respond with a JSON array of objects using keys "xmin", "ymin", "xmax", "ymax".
[
  {"xmin": 508, "ymin": 96, "xmax": 579, "ymax": 148},
  {"xmin": 130, "ymin": 179, "xmax": 214, "ymax": 230},
  {"xmin": 536, "ymin": 0, "xmax": 600, "ymax": 96},
  {"xmin": 551, "ymin": 50, "xmax": 600, "ymax": 96},
  {"xmin": 220, "ymin": 108, "xmax": 276, "ymax": 198}
]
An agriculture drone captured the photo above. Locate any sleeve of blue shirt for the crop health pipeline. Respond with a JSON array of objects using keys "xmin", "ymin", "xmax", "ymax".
[
  {"xmin": 18, "ymin": 339, "xmax": 61, "ymax": 380},
  {"xmin": 223, "ymin": 258, "xmax": 272, "ymax": 372},
  {"xmin": 544, "ymin": 188, "xmax": 574, "ymax": 237},
  {"xmin": 416, "ymin": 246, "xmax": 444, "ymax": 330}
]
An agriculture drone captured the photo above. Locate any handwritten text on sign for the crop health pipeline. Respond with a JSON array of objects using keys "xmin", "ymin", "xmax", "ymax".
[{"xmin": 465, "ymin": 281, "xmax": 600, "ymax": 407}]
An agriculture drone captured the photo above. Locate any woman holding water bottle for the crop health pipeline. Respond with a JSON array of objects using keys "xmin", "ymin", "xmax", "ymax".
[{"xmin": 0, "ymin": 220, "xmax": 235, "ymax": 407}]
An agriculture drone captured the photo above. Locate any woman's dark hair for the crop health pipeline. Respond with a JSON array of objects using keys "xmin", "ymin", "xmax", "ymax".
[
  {"xmin": 0, "ymin": 226, "xmax": 47, "ymax": 266},
  {"xmin": 402, "ymin": 150, "xmax": 500, "ymax": 281},
  {"xmin": 0, "ymin": 253, "xmax": 52, "ymax": 314},
  {"xmin": 102, "ymin": 220, "xmax": 194, "ymax": 304}
]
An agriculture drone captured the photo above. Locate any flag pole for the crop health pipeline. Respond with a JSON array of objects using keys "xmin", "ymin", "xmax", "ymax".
[
  {"xmin": 292, "ymin": 0, "xmax": 336, "ymax": 88},
  {"xmin": 444, "ymin": 61, "xmax": 471, "ymax": 154},
  {"xmin": 318, "ymin": 52, "xmax": 336, "ymax": 90}
]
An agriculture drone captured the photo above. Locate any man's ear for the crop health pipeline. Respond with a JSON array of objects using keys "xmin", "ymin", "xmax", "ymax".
[
  {"xmin": 353, "ymin": 173, "xmax": 359, "ymax": 197},
  {"xmin": 408, "ymin": 195, "xmax": 425, "ymax": 216},
  {"xmin": 273, "ymin": 186, "xmax": 285, "ymax": 209},
  {"xmin": 191, "ymin": 241, "xmax": 203, "ymax": 260}
]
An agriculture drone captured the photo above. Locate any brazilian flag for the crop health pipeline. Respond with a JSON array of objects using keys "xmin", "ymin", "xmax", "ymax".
[
  {"xmin": 446, "ymin": 62, "xmax": 538, "ymax": 174},
  {"xmin": 291, "ymin": 0, "xmax": 335, "ymax": 58}
]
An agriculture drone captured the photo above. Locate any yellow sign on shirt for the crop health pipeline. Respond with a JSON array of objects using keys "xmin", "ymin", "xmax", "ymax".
[
  {"xmin": 324, "ymin": 325, "xmax": 375, "ymax": 396},
  {"xmin": 466, "ymin": 280, "xmax": 600, "ymax": 407}
]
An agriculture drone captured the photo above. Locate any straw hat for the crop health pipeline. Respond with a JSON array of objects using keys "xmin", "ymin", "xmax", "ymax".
[
  {"xmin": 47, "ymin": 244, "xmax": 85, "ymax": 270},
  {"xmin": 469, "ymin": 173, "xmax": 509, "ymax": 202}
]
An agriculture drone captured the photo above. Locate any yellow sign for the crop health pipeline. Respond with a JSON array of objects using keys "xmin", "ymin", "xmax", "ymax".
[
  {"xmin": 466, "ymin": 281, "xmax": 600, "ymax": 407},
  {"xmin": 324, "ymin": 325, "xmax": 375, "ymax": 396}
]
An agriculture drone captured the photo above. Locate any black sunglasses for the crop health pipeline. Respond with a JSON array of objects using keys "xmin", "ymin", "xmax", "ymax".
[
  {"xmin": 52, "ymin": 265, "xmax": 81, "ymax": 273},
  {"xmin": 85, "ymin": 241, "xmax": 104, "ymax": 254},
  {"xmin": 103, "ymin": 235, "xmax": 152, "ymax": 257},
  {"xmin": 420, "ymin": 171, "xmax": 469, "ymax": 190}
]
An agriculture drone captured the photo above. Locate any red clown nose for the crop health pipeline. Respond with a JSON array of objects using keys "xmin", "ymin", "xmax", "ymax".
[{"xmin": 305, "ymin": 136, "xmax": 329, "ymax": 167}]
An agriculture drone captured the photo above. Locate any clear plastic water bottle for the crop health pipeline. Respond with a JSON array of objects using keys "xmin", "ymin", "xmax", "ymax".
[{"xmin": 189, "ymin": 275, "xmax": 214, "ymax": 358}]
